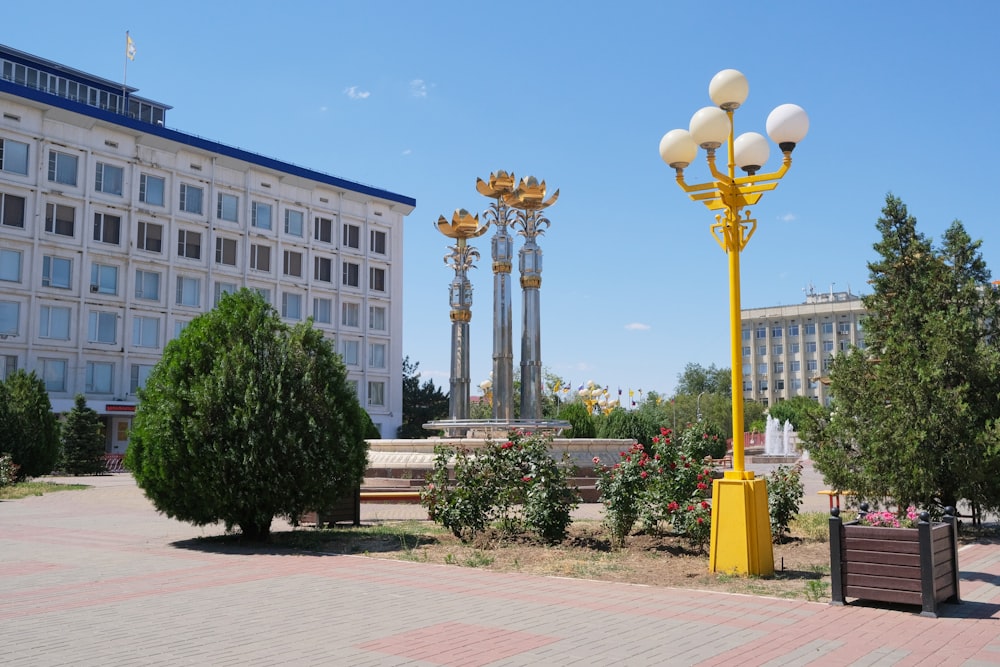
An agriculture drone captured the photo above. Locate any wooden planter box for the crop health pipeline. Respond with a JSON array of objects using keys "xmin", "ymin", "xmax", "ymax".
[
  {"xmin": 829, "ymin": 507, "xmax": 961, "ymax": 617},
  {"xmin": 300, "ymin": 486, "xmax": 361, "ymax": 527}
]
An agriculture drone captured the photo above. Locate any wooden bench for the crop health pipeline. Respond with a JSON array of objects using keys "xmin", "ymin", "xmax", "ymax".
[
  {"xmin": 818, "ymin": 489, "xmax": 854, "ymax": 510},
  {"xmin": 709, "ymin": 456, "xmax": 733, "ymax": 469}
]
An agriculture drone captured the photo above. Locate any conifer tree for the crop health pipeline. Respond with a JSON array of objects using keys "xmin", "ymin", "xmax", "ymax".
[
  {"xmin": 61, "ymin": 394, "xmax": 106, "ymax": 475},
  {"xmin": 0, "ymin": 370, "xmax": 61, "ymax": 479},
  {"xmin": 804, "ymin": 194, "xmax": 1000, "ymax": 514}
]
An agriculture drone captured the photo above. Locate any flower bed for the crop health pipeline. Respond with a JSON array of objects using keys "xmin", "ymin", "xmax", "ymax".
[{"xmin": 829, "ymin": 505, "xmax": 960, "ymax": 617}]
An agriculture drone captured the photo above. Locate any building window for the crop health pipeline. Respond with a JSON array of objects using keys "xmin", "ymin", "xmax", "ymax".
[
  {"xmin": 804, "ymin": 323, "xmax": 816, "ymax": 335},
  {"xmin": 821, "ymin": 322, "xmax": 834, "ymax": 335},
  {"xmin": 314, "ymin": 217, "xmax": 334, "ymax": 243},
  {"xmin": 252, "ymin": 287, "xmax": 271, "ymax": 304},
  {"xmin": 369, "ymin": 267, "xmax": 386, "ymax": 292},
  {"xmin": 314, "ymin": 256, "xmax": 332, "ymax": 282},
  {"xmin": 252, "ymin": 201, "xmax": 272, "ymax": 230},
  {"xmin": 823, "ymin": 340, "xmax": 835, "ymax": 353},
  {"xmin": 789, "ymin": 341, "xmax": 800, "ymax": 354},
  {"xmin": 369, "ymin": 342, "xmax": 386, "ymax": 369},
  {"xmin": 0, "ymin": 192, "xmax": 26, "ymax": 228},
  {"xmin": 773, "ymin": 361, "xmax": 784, "ymax": 373},
  {"xmin": 806, "ymin": 359, "xmax": 818, "ymax": 372},
  {"xmin": 92, "ymin": 212, "xmax": 122, "ymax": 245},
  {"xmin": 250, "ymin": 244, "xmax": 271, "ymax": 272},
  {"xmin": 805, "ymin": 341, "xmax": 817, "ymax": 353},
  {"xmin": 776, "ymin": 379, "xmax": 785, "ymax": 391},
  {"xmin": 139, "ymin": 173, "xmax": 165, "ymax": 206},
  {"xmin": 741, "ymin": 329, "xmax": 751, "ymax": 341},
  {"xmin": 342, "ymin": 339, "xmax": 360, "ymax": 365},
  {"xmin": 135, "ymin": 269, "xmax": 160, "ymax": 301},
  {"xmin": 759, "ymin": 380, "xmax": 768, "ymax": 392},
  {"xmin": 839, "ymin": 339, "xmax": 851, "ymax": 352},
  {"xmin": 42, "ymin": 256, "xmax": 72, "ymax": 289},
  {"xmin": 215, "ymin": 237, "xmax": 238, "ymax": 266},
  {"xmin": 756, "ymin": 326, "xmax": 766, "ymax": 339},
  {"xmin": 313, "ymin": 298, "xmax": 332, "ymax": 324},
  {"xmin": 771, "ymin": 326, "xmax": 782, "ymax": 338},
  {"xmin": 772, "ymin": 344, "xmax": 783, "ymax": 356},
  {"xmin": 823, "ymin": 357, "xmax": 833, "ymax": 371},
  {"xmin": 217, "ymin": 193, "xmax": 239, "ymax": 222},
  {"xmin": 282, "ymin": 250, "xmax": 302, "ymax": 278},
  {"xmin": 757, "ymin": 345, "xmax": 766, "ymax": 356},
  {"xmin": 39, "ymin": 305, "xmax": 71, "ymax": 339},
  {"xmin": 177, "ymin": 229, "xmax": 202, "ymax": 260},
  {"xmin": 742, "ymin": 346, "xmax": 750, "ymax": 357},
  {"xmin": 214, "ymin": 281, "xmax": 237, "ymax": 306},
  {"xmin": 284, "ymin": 209, "xmax": 304, "ymax": 236},
  {"xmin": 179, "ymin": 183, "xmax": 203, "ymax": 214},
  {"xmin": 41, "ymin": 358, "xmax": 68, "ymax": 392},
  {"xmin": 790, "ymin": 360, "xmax": 801, "ymax": 372},
  {"xmin": 130, "ymin": 364, "xmax": 155, "ymax": 393},
  {"xmin": 136, "ymin": 221, "xmax": 162, "ymax": 253},
  {"xmin": 88, "ymin": 311, "xmax": 117, "ymax": 344},
  {"xmin": 1, "ymin": 355, "xmax": 17, "ymax": 380},
  {"xmin": 791, "ymin": 378, "xmax": 802, "ymax": 390},
  {"xmin": 757, "ymin": 363, "xmax": 767, "ymax": 376},
  {"xmin": 369, "ymin": 305, "xmax": 386, "ymax": 331},
  {"xmin": 94, "ymin": 162, "xmax": 124, "ymax": 196},
  {"xmin": 90, "ymin": 263, "xmax": 118, "ymax": 295},
  {"xmin": 0, "ymin": 301, "xmax": 18, "ymax": 336},
  {"xmin": 342, "ymin": 223, "xmax": 359, "ymax": 248},
  {"xmin": 0, "ymin": 138, "xmax": 29, "ymax": 174},
  {"xmin": 45, "ymin": 203, "xmax": 75, "ymax": 236},
  {"xmin": 342, "ymin": 302, "xmax": 360, "ymax": 327},
  {"xmin": 342, "ymin": 262, "xmax": 359, "ymax": 287},
  {"xmin": 132, "ymin": 316, "xmax": 160, "ymax": 348},
  {"xmin": 0, "ymin": 248, "xmax": 22, "ymax": 282},
  {"xmin": 47, "ymin": 150, "xmax": 78, "ymax": 186},
  {"xmin": 86, "ymin": 361, "xmax": 114, "ymax": 393},
  {"xmin": 128, "ymin": 364, "xmax": 153, "ymax": 394},
  {"xmin": 370, "ymin": 229, "xmax": 387, "ymax": 255},
  {"xmin": 175, "ymin": 276, "xmax": 201, "ymax": 307},
  {"xmin": 281, "ymin": 293, "xmax": 302, "ymax": 320},
  {"xmin": 173, "ymin": 320, "xmax": 189, "ymax": 339},
  {"xmin": 368, "ymin": 381, "xmax": 385, "ymax": 406},
  {"xmin": 788, "ymin": 324, "xmax": 799, "ymax": 337},
  {"xmin": 838, "ymin": 322, "xmax": 851, "ymax": 335}
]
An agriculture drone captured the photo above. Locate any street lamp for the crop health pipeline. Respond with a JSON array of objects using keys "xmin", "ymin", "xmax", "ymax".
[
  {"xmin": 696, "ymin": 391, "xmax": 705, "ymax": 422},
  {"xmin": 659, "ymin": 69, "xmax": 808, "ymax": 576}
]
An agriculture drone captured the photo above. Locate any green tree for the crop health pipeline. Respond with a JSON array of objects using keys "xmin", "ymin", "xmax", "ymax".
[
  {"xmin": 61, "ymin": 394, "xmax": 106, "ymax": 475},
  {"xmin": 397, "ymin": 357, "xmax": 449, "ymax": 438},
  {"xmin": 675, "ymin": 362, "xmax": 731, "ymax": 397},
  {"xmin": 556, "ymin": 401, "xmax": 596, "ymax": 438},
  {"xmin": 0, "ymin": 370, "xmax": 61, "ymax": 479},
  {"xmin": 126, "ymin": 289, "xmax": 367, "ymax": 540},
  {"xmin": 802, "ymin": 195, "xmax": 1000, "ymax": 514}
]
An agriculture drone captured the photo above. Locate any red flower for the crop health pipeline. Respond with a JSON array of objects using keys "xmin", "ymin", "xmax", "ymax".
[
  {"xmin": 652, "ymin": 436, "xmax": 660, "ymax": 444},
  {"xmin": 697, "ymin": 474, "xmax": 703, "ymax": 481},
  {"xmin": 687, "ymin": 505, "xmax": 695, "ymax": 512},
  {"xmin": 501, "ymin": 441, "xmax": 513, "ymax": 449},
  {"xmin": 653, "ymin": 454, "xmax": 660, "ymax": 461},
  {"xmin": 701, "ymin": 501, "xmax": 709, "ymax": 509},
  {"xmin": 668, "ymin": 501, "xmax": 679, "ymax": 512},
  {"xmin": 669, "ymin": 462, "xmax": 677, "ymax": 469},
  {"xmin": 521, "ymin": 475, "xmax": 532, "ymax": 482},
  {"xmin": 697, "ymin": 517, "xmax": 704, "ymax": 524},
  {"xmin": 697, "ymin": 483, "xmax": 707, "ymax": 490},
  {"xmin": 640, "ymin": 471, "xmax": 648, "ymax": 479},
  {"xmin": 684, "ymin": 463, "xmax": 691, "ymax": 468}
]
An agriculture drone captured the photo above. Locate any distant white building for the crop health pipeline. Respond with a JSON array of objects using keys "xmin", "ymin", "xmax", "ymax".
[
  {"xmin": 0, "ymin": 44, "xmax": 415, "ymax": 450},
  {"xmin": 741, "ymin": 286, "xmax": 867, "ymax": 406}
]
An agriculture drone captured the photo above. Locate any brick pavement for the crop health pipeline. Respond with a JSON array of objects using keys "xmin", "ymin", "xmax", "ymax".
[{"xmin": 2, "ymin": 473, "xmax": 998, "ymax": 666}]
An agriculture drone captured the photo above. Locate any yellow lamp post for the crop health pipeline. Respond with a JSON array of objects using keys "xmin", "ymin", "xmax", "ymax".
[{"xmin": 659, "ymin": 69, "xmax": 809, "ymax": 575}]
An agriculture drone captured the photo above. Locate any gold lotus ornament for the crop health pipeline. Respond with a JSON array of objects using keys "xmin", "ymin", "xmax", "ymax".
[
  {"xmin": 475, "ymin": 170, "xmax": 516, "ymax": 198},
  {"xmin": 436, "ymin": 209, "xmax": 490, "ymax": 240},
  {"xmin": 503, "ymin": 176, "xmax": 559, "ymax": 211}
]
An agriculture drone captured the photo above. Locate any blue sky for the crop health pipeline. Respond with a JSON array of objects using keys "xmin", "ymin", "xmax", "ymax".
[{"xmin": 6, "ymin": 2, "xmax": 1000, "ymax": 397}]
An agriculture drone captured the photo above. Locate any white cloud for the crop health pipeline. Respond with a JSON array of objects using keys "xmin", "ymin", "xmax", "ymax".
[
  {"xmin": 401, "ymin": 149, "xmax": 412, "ymax": 156},
  {"xmin": 319, "ymin": 105, "xmax": 328, "ymax": 112},
  {"xmin": 779, "ymin": 212, "xmax": 797, "ymax": 222},
  {"xmin": 410, "ymin": 79, "xmax": 428, "ymax": 98},
  {"xmin": 625, "ymin": 322, "xmax": 651, "ymax": 331},
  {"xmin": 344, "ymin": 86, "xmax": 370, "ymax": 100}
]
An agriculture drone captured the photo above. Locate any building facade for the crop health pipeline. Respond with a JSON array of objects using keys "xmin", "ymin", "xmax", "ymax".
[
  {"xmin": 0, "ymin": 45, "xmax": 415, "ymax": 450},
  {"xmin": 741, "ymin": 287, "xmax": 867, "ymax": 406}
]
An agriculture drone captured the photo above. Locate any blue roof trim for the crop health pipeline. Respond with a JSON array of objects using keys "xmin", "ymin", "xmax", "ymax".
[{"xmin": 0, "ymin": 78, "xmax": 416, "ymax": 209}]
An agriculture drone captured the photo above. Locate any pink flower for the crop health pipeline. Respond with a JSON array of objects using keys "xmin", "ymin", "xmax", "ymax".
[
  {"xmin": 592, "ymin": 456, "xmax": 600, "ymax": 465},
  {"xmin": 640, "ymin": 471, "xmax": 648, "ymax": 479},
  {"xmin": 522, "ymin": 475, "xmax": 532, "ymax": 482}
]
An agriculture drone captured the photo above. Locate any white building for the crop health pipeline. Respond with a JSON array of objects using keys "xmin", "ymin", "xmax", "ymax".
[
  {"xmin": 0, "ymin": 45, "xmax": 415, "ymax": 450},
  {"xmin": 741, "ymin": 286, "xmax": 867, "ymax": 406}
]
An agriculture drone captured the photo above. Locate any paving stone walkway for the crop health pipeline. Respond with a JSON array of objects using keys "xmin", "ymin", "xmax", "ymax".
[{"xmin": 2, "ymin": 473, "xmax": 998, "ymax": 666}]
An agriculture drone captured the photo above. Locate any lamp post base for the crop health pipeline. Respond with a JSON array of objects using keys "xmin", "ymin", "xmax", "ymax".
[{"xmin": 708, "ymin": 472, "xmax": 775, "ymax": 576}]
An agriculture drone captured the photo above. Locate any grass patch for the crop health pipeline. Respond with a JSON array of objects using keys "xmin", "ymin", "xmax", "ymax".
[
  {"xmin": 0, "ymin": 481, "xmax": 90, "ymax": 500},
  {"xmin": 789, "ymin": 511, "xmax": 831, "ymax": 541}
]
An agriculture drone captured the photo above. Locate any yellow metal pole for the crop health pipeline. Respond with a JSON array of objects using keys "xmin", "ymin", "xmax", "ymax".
[{"xmin": 726, "ymin": 213, "xmax": 745, "ymax": 474}]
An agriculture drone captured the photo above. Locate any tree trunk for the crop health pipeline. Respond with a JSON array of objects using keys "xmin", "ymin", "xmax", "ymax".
[{"xmin": 239, "ymin": 518, "xmax": 272, "ymax": 541}]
